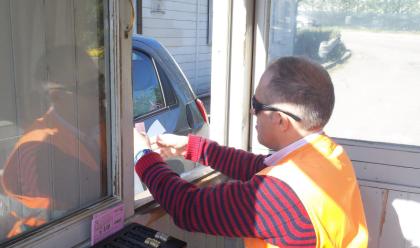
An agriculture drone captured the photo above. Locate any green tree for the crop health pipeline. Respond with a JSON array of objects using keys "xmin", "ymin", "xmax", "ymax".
[{"xmin": 299, "ymin": 0, "xmax": 420, "ymax": 15}]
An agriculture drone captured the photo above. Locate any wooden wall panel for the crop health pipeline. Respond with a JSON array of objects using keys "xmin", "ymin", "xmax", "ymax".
[
  {"xmin": 359, "ymin": 182, "xmax": 420, "ymax": 248},
  {"xmin": 10, "ymin": 0, "xmax": 47, "ymax": 129},
  {"xmin": 342, "ymin": 140, "xmax": 420, "ymax": 247},
  {"xmin": 142, "ymin": 0, "xmax": 212, "ymax": 96},
  {"xmin": 344, "ymin": 143, "xmax": 420, "ymax": 168},
  {"xmin": 7, "ymin": 0, "xmax": 52, "ymax": 224},
  {"xmin": 359, "ymin": 186, "xmax": 386, "ymax": 248},
  {"xmin": 354, "ymin": 161, "xmax": 420, "ymax": 188},
  {"xmin": 379, "ymin": 191, "xmax": 408, "ymax": 248},
  {"xmin": 379, "ymin": 191, "xmax": 420, "ymax": 247},
  {"xmin": 45, "ymin": 0, "xmax": 80, "ymax": 216},
  {"xmin": 74, "ymin": 0, "xmax": 104, "ymax": 206},
  {"xmin": 0, "ymin": 0, "xmax": 18, "ymax": 140}
]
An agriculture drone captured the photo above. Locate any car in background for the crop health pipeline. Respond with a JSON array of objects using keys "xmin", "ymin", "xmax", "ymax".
[{"xmin": 132, "ymin": 35, "xmax": 210, "ymax": 204}]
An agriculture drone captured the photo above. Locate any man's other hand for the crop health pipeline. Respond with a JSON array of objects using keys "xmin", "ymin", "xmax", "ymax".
[
  {"xmin": 151, "ymin": 134, "xmax": 188, "ymax": 160},
  {"xmin": 133, "ymin": 128, "xmax": 151, "ymax": 150}
]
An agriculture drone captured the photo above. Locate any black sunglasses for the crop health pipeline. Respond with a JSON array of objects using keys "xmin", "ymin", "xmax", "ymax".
[{"xmin": 251, "ymin": 95, "xmax": 302, "ymax": 121}]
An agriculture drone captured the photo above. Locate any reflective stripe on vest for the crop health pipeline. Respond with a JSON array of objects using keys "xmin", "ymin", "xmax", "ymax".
[
  {"xmin": 7, "ymin": 214, "xmax": 47, "ymax": 238},
  {"xmin": 244, "ymin": 134, "xmax": 368, "ymax": 248},
  {"xmin": 2, "ymin": 110, "xmax": 99, "ymax": 209},
  {"xmin": 1, "ymin": 109, "xmax": 102, "ymax": 238}
]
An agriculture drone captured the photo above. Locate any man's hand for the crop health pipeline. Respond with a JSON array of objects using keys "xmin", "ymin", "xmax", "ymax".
[
  {"xmin": 151, "ymin": 134, "xmax": 188, "ymax": 160},
  {"xmin": 133, "ymin": 128, "xmax": 151, "ymax": 150}
]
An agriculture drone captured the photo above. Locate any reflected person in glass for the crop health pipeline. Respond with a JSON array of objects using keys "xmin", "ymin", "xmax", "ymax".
[{"xmin": 0, "ymin": 45, "xmax": 107, "ymax": 238}]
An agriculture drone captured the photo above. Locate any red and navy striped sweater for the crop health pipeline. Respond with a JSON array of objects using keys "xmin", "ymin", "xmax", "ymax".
[{"xmin": 135, "ymin": 135, "xmax": 316, "ymax": 247}]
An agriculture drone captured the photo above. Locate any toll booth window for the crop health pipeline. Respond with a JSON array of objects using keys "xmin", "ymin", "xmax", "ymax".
[
  {"xmin": 0, "ymin": 1, "xmax": 110, "ymax": 242},
  {"xmin": 132, "ymin": 51, "xmax": 166, "ymax": 118},
  {"xmin": 131, "ymin": 44, "xmax": 211, "ymax": 206},
  {"xmin": 268, "ymin": 0, "xmax": 420, "ymax": 147}
]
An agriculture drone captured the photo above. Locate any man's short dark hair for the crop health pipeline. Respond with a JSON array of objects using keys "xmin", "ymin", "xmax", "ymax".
[{"xmin": 266, "ymin": 56, "xmax": 335, "ymax": 130}]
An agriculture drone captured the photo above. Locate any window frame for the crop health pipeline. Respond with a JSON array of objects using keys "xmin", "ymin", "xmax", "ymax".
[
  {"xmin": 207, "ymin": 0, "xmax": 213, "ymax": 45},
  {"xmin": 131, "ymin": 46, "xmax": 216, "ymax": 208},
  {"xmin": 3, "ymin": 1, "xmax": 135, "ymax": 247}
]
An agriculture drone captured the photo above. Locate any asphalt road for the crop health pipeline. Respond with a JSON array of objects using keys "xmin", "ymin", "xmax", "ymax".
[{"xmin": 324, "ymin": 29, "xmax": 420, "ymax": 146}]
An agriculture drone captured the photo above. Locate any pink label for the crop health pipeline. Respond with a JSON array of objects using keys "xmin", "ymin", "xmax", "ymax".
[
  {"xmin": 135, "ymin": 122, "xmax": 146, "ymax": 134},
  {"xmin": 91, "ymin": 203, "xmax": 125, "ymax": 246}
]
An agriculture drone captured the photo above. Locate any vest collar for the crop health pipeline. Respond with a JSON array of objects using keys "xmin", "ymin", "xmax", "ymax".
[{"xmin": 264, "ymin": 130, "xmax": 324, "ymax": 166}]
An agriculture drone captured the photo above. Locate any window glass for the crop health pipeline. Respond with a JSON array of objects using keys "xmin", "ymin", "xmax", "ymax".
[
  {"xmin": 132, "ymin": 51, "xmax": 165, "ymax": 118},
  {"xmin": 134, "ymin": 0, "xmax": 213, "ymax": 206},
  {"xmin": 268, "ymin": 0, "xmax": 420, "ymax": 146},
  {"xmin": 155, "ymin": 62, "xmax": 177, "ymax": 107},
  {"xmin": 0, "ymin": 0, "xmax": 109, "ymax": 242}
]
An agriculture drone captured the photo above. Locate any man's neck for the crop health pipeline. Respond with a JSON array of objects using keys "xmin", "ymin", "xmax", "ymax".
[
  {"xmin": 276, "ymin": 128, "xmax": 322, "ymax": 150},
  {"xmin": 264, "ymin": 130, "xmax": 324, "ymax": 166}
]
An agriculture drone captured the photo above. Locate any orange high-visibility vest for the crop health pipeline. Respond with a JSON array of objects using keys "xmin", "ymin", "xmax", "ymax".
[
  {"xmin": 244, "ymin": 134, "xmax": 368, "ymax": 248},
  {"xmin": 1, "ymin": 109, "xmax": 102, "ymax": 237}
]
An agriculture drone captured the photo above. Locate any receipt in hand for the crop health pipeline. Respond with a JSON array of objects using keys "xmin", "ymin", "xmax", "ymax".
[
  {"xmin": 146, "ymin": 120, "xmax": 166, "ymax": 137},
  {"xmin": 135, "ymin": 120, "xmax": 166, "ymax": 137}
]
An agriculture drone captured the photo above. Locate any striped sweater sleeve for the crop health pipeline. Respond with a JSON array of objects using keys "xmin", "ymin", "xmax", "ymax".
[
  {"xmin": 135, "ymin": 153, "xmax": 316, "ymax": 247},
  {"xmin": 185, "ymin": 135, "xmax": 268, "ymax": 181}
]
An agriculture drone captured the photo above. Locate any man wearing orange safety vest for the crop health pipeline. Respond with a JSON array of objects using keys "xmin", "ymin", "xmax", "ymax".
[
  {"xmin": 1, "ymin": 46, "xmax": 106, "ymax": 238},
  {"xmin": 134, "ymin": 56, "xmax": 368, "ymax": 247}
]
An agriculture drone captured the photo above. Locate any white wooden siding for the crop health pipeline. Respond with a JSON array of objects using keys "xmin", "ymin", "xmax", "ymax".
[
  {"xmin": 341, "ymin": 141, "xmax": 420, "ymax": 247},
  {"xmin": 360, "ymin": 185, "xmax": 420, "ymax": 248},
  {"xmin": 142, "ymin": 0, "xmax": 212, "ymax": 96}
]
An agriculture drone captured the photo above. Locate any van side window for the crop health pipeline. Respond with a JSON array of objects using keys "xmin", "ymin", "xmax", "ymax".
[{"xmin": 132, "ymin": 51, "xmax": 165, "ymax": 118}]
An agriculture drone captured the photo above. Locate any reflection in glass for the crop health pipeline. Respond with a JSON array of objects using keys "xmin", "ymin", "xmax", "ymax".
[
  {"xmin": 0, "ymin": 0, "xmax": 108, "ymax": 241},
  {"xmin": 132, "ymin": 51, "xmax": 165, "ymax": 117}
]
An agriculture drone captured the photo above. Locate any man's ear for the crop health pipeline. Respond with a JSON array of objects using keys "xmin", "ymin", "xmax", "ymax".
[{"xmin": 271, "ymin": 112, "xmax": 289, "ymax": 131}]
